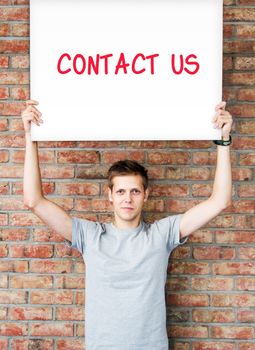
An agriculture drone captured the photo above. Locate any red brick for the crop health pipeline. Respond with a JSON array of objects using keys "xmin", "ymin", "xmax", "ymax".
[
  {"xmin": 30, "ymin": 291, "xmax": 73, "ymax": 305},
  {"xmin": 0, "ymin": 275, "xmax": 8, "ymax": 288},
  {"xmin": 223, "ymin": 56, "xmax": 233, "ymax": 70},
  {"xmin": 0, "ymin": 260, "xmax": 28, "ymax": 273},
  {"xmin": 216, "ymin": 231, "xmax": 255, "ymax": 244},
  {"xmin": 236, "ymin": 278, "xmax": 255, "ymax": 291},
  {"xmin": 193, "ymin": 342, "xmax": 235, "ymax": 350},
  {"xmin": 188, "ymin": 230, "xmax": 213, "ymax": 243},
  {"xmin": 166, "ymin": 277, "xmax": 189, "ymax": 291},
  {"xmin": 191, "ymin": 277, "xmax": 233, "ymax": 291},
  {"xmin": 223, "ymin": 87, "xmax": 237, "ymax": 101},
  {"xmin": 76, "ymin": 323, "xmax": 85, "ymax": 336},
  {"xmin": 0, "ymin": 7, "xmax": 28, "ymax": 20},
  {"xmin": 236, "ymin": 24, "xmax": 255, "ymax": 39},
  {"xmin": 55, "ymin": 276, "xmax": 85, "ymax": 289},
  {"xmin": 10, "ymin": 86, "xmax": 30, "ymax": 100},
  {"xmin": 223, "ymin": 24, "xmax": 234, "ymax": 38},
  {"xmin": 237, "ymin": 120, "xmax": 255, "ymax": 134},
  {"xmin": 0, "ymin": 322, "xmax": 28, "ymax": 336},
  {"xmin": 211, "ymin": 326, "xmax": 254, "ymax": 339},
  {"xmin": 29, "ymin": 260, "xmax": 72, "ymax": 274},
  {"xmin": 56, "ymin": 182, "xmax": 99, "ymax": 195},
  {"xmin": 238, "ymin": 184, "xmax": 255, "ymax": 197},
  {"xmin": 232, "ymin": 136, "xmax": 255, "ymax": 148},
  {"xmin": 13, "ymin": 0, "xmax": 29, "ymax": 3},
  {"xmin": 237, "ymin": 310, "xmax": 255, "ymax": 323},
  {"xmin": 0, "ymin": 213, "xmax": 8, "ymax": 225},
  {"xmin": 0, "ymin": 181, "xmax": 8, "ymax": 194},
  {"xmin": 56, "ymin": 307, "xmax": 84, "ymax": 320},
  {"xmin": 169, "ymin": 325, "xmax": 208, "ymax": 338},
  {"xmin": 0, "ymin": 135, "xmax": 24, "ymax": 148},
  {"xmin": 10, "ymin": 275, "xmax": 53, "ymax": 289},
  {"xmin": 9, "ymin": 244, "xmax": 53, "ymax": 258},
  {"xmin": 224, "ymin": 73, "xmax": 255, "ymax": 85},
  {"xmin": 167, "ymin": 141, "xmax": 211, "ymax": 148},
  {"xmin": 171, "ymin": 246, "xmax": 191, "ymax": 259},
  {"xmin": 238, "ymin": 247, "xmax": 255, "ymax": 260},
  {"xmin": 0, "ymin": 245, "xmax": 7, "ymax": 257},
  {"xmin": 11, "ymin": 54, "xmax": 29, "ymax": 68},
  {"xmin": 11, "ymin": 23, "xmax": 29, "ymax": 36},
  {"xmin": 212, "ymin": 294, "xmax": 255, "ymax": 307},
  {"xmin": 0, "ymin": 339, "xmax": 8, "ymax": 349},
  {"xmin": 239, "ymin": 153, "xmax": 255, "ymax": 165},
  {"xmin": 237, "ymin": 88, "xmax": 255, "ymax": 101},
  {"xmin": 193, "ymin": 247, "xmax": 235, "ymax": 260},
  {"xmin": 192, "ymin": 309, "xmax": 235, "ymax": 323},
  {"xmin": 169, "ymin": 262, "xmax": 210, "ymax": 275},
  {"xmin": 0, "ymin": 227, "xmax": 28, "ymax": 241},
  {"xmin": 224, "ymin": 8, "xmax": 255, "ymax": 21},
  {"xmin": 148, "ymin": 151, "xmax": 190, "ymax": 164},
  {"xmin": 0, "ymin": 150, "xmax": 9, "ymax": 162},
  {"xmin": 30, "ymin": 323, "xmax": 73, "ymax": 336},
  {"xmin": 0, "ymin": 23, "xmax": 9, "ymax": 36},
  {"xmin": 102, "ymin": 151, "xmax": 145, "ymax": 163},
  {"xmin": 40, "ymin": 166, "xmax": 74, "ymax": 178},
  {"xmin": 57, "ymin": 150, "xmax": 99, "ymax": 163},
  {"xmin": 11, "ymin": 339, "xmax": 54, "ymax": 350},
  {"xmin": 224, "ymin": 41, "xmax": 255, "ymax": 54},
  {"xmin": 0, "ymin": 40, "xmax": 29, "ymax": 53},
  {"xmin": 77, "ymin": 165, "xmax": 108, "ymax": 179},
  {"xmin": 56, "ymin": 339, "xmax": 84, "ymax": 350},
  {"xmin": 166, "ymin": 167, "xmax": 210, "ymax": 180},
  {"xmin": 239, "ymin": 344, "xmax": 255, "ymax": 350},
  {"xmin": 75, "ymin": 291, "xmax": 85, "ymax": 305},
  {"xmin": 9, "ymin": 307, "xmax": 52, "ymax": 320},
  {"xmin": 55, "ymin": 243, "xmax": 81, "ymax": 258},
  {"xmin": 0, "ymin": 101, "xmax": 26, "ymax": 115},
  {"xmin": 0, "ymin": 290, "xmax": 27, "ymax": 304},
  {"xmin": 150, "ymin": 184, "xmax": 188, "ymax": 197},
  {"xmin": 32, "ymin": 228, "xmax": 65, "ymax": 243},
  {"xmin": 0, "ymin": 87, "xmax": 9, "ymax": 99},
  {"xmin": 235, "ymin": 57, "xmax": 255, "ymax": 70},
  {"xmin": 213, "ymin": 262, "xmax": 255, "ymax": 275},
  {"xmin": 168, "ymin": 294, "xmax": 209, "ymax": 307}
]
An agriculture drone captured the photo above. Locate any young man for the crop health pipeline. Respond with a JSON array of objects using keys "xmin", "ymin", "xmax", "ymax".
[{"xmin": 22, "ymin": 100, "xmax": 232, "ymax": 350}]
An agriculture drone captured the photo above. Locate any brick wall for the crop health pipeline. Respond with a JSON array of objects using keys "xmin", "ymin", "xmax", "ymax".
[{"xmin": 0, "ymin": 0, "xmax": 254, "ymax": 349}]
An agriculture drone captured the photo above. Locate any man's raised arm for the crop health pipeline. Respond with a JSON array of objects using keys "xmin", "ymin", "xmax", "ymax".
[
  {"xmin": 22, "ymin": 100, "xmax": 72, "ymax": 241},
  {"xmin": 179, "ymin": 101, "xmax": 233, "ymax": 238}
]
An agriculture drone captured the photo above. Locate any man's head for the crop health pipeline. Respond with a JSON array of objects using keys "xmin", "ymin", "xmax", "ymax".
[
  {"xmin": 107, "ymin": 160, "xmax": 149, "ymax": 228},
  {"xmin": 107, "ymin": 160, "xmax": 149, "ymax": 191}
]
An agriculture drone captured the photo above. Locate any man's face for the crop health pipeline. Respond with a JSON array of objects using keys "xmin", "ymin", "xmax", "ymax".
[{"xmin": 108, "ymin": 174, "xmax": 149, "ymax": 226}]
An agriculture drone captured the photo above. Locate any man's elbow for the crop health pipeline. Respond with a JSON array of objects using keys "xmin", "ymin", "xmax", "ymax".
[
  {"xmin": 219, "ymin": 198, "xmax": 232, "ymax": 211},
  {"xmin": 23, "ymin": 197, "xmax": 43, "ymax": 211}
]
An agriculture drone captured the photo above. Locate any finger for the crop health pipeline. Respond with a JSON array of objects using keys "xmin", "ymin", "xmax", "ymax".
[
  {"xmin": 215, "ymin": 101, "xmax": 226, "ymax": 111},
  {"xmin": 26, "ymin": 100, "xmax": 39, "ymax": 106},
  {"xmin": 24, "ymin": 106, "xmax": 42, "ymax": 119},
  {"xmin": 23, "ymin": 112, "xmax": 43, "ymax": 124}
]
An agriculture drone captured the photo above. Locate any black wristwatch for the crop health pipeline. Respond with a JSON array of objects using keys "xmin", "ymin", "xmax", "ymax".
[{"xmin": 213, "ymin": 135, "xmax": 232, "ymax": 146}]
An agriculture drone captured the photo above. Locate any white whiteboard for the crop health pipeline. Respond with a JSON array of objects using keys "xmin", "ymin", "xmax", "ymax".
[{"xmin": 30, "ymin": 0, "xmax": 223, "ymax": 141}]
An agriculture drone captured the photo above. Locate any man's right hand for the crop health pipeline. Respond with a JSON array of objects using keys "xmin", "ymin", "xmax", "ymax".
[{"xmin": 21, "ymin": 100, "xmax": 43, "ymax": 133}]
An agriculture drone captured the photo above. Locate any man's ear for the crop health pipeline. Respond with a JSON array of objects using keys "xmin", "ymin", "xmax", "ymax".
[
  {"xmin": 108, "ymin": 187, "xmax": 113, "ymax": 202},
  {"xmin": 144, "ymin": 188, "xmax": 149, "ymax": 202}
]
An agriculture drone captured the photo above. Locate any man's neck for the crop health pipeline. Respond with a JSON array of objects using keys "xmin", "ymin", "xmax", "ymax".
[{"xmin": 113, "ymin": 216, "xmax": 142, "ymax": 230}]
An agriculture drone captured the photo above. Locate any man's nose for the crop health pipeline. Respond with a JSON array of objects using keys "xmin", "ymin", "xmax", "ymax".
[{"xmin": 124, "ymin": 191, "xmax": 132, "ymax": 202}]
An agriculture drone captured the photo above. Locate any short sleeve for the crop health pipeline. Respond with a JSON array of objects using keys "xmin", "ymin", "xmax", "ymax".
[
  {"xmin": 65, "ymin": 217, "xmax": 92, "ymax": 255},
  {"xmin": 155, "ymin": 214, "xmax": 188, "ymax": 253}
]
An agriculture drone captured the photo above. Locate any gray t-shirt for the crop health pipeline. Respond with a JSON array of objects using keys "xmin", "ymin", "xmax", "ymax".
[{"xmin": 69, "ymin": 214, "xmax": 187, "ymax": 350}]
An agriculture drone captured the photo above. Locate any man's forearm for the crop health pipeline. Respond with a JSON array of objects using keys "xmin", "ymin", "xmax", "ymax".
[
  {"xmin": 23, "ymin": 132, "xmax": 44, "ymax": 208},
  {"xmin": 211, "ymin": 144, "xmax": 232, "ymax": 208}
]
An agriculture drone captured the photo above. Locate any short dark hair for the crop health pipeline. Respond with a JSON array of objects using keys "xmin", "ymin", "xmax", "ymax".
[{"xmin": 107, "ymin": 159, "xmax": 148, "ymax": 190}]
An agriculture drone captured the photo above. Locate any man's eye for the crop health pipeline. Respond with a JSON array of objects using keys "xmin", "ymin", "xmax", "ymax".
[
  {"xmin": 132, "ymin": 189, "xmax": 141, "ymax": 195},
  {"xmin": 117, "ymin": 190, "xmax": 124, "ymax": 194}
]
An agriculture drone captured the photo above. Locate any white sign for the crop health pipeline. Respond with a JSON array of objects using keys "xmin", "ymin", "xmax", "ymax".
[{"xmin": 30, "ymin": 0, "xmax": 223, "ymax": 141}]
